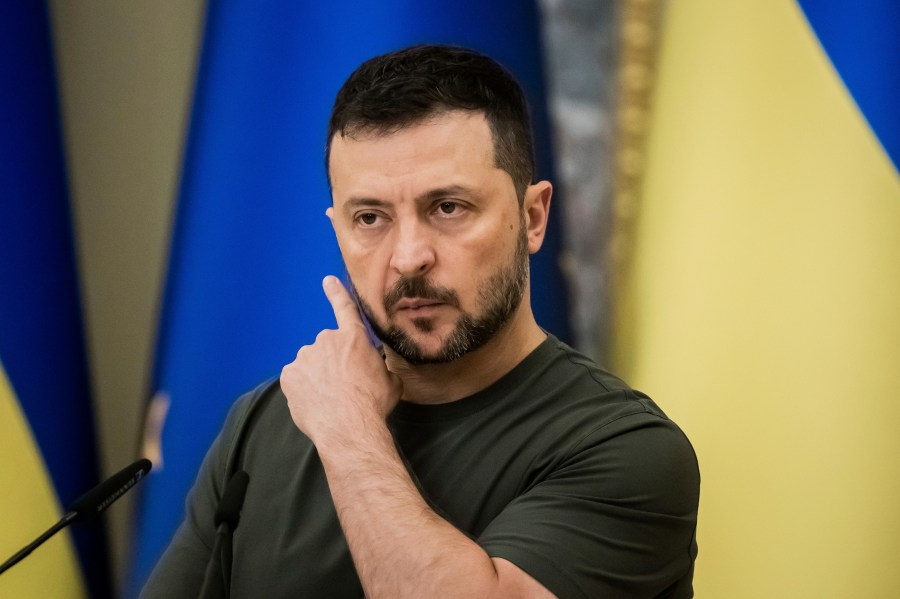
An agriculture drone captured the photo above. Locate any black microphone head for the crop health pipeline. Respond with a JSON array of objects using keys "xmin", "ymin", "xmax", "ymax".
[
  {"xmin": 67, "ymin": 459, "xmax": 152, "ymax": 522},
  {"xmin": 214, "ymin": 470, "xmax": 250, "ymax": 530}
]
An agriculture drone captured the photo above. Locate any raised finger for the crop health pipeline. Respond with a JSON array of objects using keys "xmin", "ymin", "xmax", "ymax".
[{"xmin": 322, "ymin": 275, "xmax": 362, "ymax": 329}]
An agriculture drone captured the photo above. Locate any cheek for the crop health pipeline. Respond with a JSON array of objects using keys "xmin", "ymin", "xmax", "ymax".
[
  {"xmin": 338, "ymin": 226, "xmax": 381, "ymax": 267},
  {"xmin": 340, "ymin": 247, "xmax": 388, "ymax": 308},
  {"xmin": 347, "ymin": 263, "xmax": 383, "ymax": 299},
  {"xmin": 443, "ymin": 234, "xmax": 509, "ymax": 295}
]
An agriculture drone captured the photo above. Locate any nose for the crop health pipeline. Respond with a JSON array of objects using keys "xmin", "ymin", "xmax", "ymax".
[{"xmin": 389, "ymin": 220, "xmax": 436, "ymax": 278}]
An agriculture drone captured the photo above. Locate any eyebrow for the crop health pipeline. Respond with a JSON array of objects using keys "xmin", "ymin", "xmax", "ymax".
[
  {"xmin": 344, "ymin": 197, "xmax": 390, "ymax": 210},
  {"xmin": 415, "ymin": 185, "xmax": 475, "ymax": 205},
  {"xmin": 344, "ymin": 185, "xmax": 477, "ymax": 211}
]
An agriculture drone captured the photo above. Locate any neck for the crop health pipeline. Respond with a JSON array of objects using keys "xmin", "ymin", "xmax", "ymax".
[{"xmin": 383, "ymin": 306, "xmax": 546, "ymax": 405}]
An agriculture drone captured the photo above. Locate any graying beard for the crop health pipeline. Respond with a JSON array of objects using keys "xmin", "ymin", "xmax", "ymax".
[
  {"xmin": 358, "ymin": 222, "xmax": 529, "ymax": 365},
  {"xmin": 379, "ymin": 239, "xmax": 527, "ymax": 365}
]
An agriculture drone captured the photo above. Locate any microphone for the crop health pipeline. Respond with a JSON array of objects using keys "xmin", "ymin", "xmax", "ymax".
[
  {"xmin": 69, "ymin": 458, "xmax": 152, "ymax": 522},
  {"xmin": 198, "ymin": 470, "xmax": 250, "ymax": 599},
  {"xmin": 0, "ymin": 458, "xmax": 152, "ymax": 575}
]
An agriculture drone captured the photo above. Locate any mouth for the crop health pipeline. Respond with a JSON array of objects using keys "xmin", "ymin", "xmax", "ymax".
[
  {"xmin": 382, "ymin": 277, "xmax": 461, "ymax": 317},
  {"xmin": 393, "ymin": 298, "xmax": 445, "ymax": 312}
]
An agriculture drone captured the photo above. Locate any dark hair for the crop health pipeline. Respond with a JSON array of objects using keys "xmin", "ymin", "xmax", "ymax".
[{"xmin": 326, "ymin": 44, "xmax": 535, "ymax": 201}]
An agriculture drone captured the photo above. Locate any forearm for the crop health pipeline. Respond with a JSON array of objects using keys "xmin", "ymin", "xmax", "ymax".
[
  {"xmin": 282, "ymin": 279, "xmax": 551, "ymax": 597},
  {"xmin": 315, "ymin": 417, "xmax": 502, "ymax": 599}
]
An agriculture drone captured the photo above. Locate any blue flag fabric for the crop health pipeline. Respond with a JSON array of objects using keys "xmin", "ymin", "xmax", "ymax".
[
  {"xmin": 0, "ymin": 3, "xmax": 109, "ymax": 597},
  {"xmin": 129, "ymin": 1, "xmax": 570, "ymax": 595},
  {"xmin": 797, "ymin": 0, "xmax": 900, "ymax": 170}
]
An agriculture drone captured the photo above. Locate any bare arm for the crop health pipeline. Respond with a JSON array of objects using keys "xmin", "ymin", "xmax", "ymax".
[{"xmin": 280, "ymin": 276, "xmax": 555, "ymax": 599}]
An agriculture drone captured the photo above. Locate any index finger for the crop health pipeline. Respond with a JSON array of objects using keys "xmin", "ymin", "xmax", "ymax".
[{"xmin": 322, "ymin": 275, "xmax": 363, "ymax": 329}]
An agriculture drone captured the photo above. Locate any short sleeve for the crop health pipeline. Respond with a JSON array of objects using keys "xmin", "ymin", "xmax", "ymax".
[{"xmin": 478, "ymin": 414, "xmax": 700, "ymax": 599}]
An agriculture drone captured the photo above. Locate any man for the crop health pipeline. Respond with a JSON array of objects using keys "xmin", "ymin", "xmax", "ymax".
[{"xmin": 142, "ymin": 45, "xmax": 699, "ymax": 598}]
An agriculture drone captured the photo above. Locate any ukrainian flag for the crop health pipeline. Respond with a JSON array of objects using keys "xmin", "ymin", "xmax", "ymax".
[
  {"xmin": 0, "ymin": 3, "xmax": 110, "ymax": 598},
  {"xmin": 613, "ymin": 0, "xmax": 900, "ymax": 596},
  {"xmin": 128, "ymin": 2, "xmax": 569, "ymax": 595}
]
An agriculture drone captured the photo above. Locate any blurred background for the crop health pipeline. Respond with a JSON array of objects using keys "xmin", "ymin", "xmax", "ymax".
[{"xmin": 2, "ymin": 0, "xmax": 898, "ymax": 597}]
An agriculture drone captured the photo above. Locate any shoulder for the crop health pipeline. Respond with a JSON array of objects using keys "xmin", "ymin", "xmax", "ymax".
[
  {"xmin": 541, "ymin": 334, "xmax": 648, "ymax": 400},
  {"xmin": 528, "ymin": 335, "xmax": 700, "ymax": 504},
  {"xmin": 522, "ymin": 335, "xmax": 680, "ymax": 437},
  {"xmin": 219, "ymin": 378, "xmax": 283, "ymax": 437},
  {"xmin": 216, "ymin": 378, "xmax": 290, "ymax": 469},
  {"xmin": 479, "ymin": 338, "xmax": 700, "ymax": 597}
]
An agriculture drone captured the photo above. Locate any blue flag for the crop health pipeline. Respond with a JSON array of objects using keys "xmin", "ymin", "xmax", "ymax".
[
  {"xmin": 0, "ymin": 3, "xmax": 109, "ymax": 597},
  {"xmin": 129, "ymin": 2, "xmax": 569, "ymax": 594},
  {"xmin": 796, "ymin": 0, "xmax": 900, "ymax": 170}
]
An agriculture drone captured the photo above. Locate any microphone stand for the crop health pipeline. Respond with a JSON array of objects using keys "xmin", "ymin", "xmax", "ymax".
[
  {"xmin": 197, "ymin": 470, "xmax": 249, "ymax": 599},
  {"xmin": 0, "ymin": 459, "xmax": 152, "ymax": 576},
  {"xmin": 0, "ymin": 512, "xmax": 77, "ymax": 575},
  {"xmin": 197, "ymin": 518, "xmax": 234, "ymax": 599}
]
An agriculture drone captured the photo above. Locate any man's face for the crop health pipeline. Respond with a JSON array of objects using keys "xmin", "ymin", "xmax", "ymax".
[{"xmin": 328, "ymin": 111, "xmax": 533, "ymax": 364}]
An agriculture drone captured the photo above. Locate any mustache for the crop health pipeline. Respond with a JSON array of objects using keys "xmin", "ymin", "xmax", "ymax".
[{"xmin": 383, "ymin": 276, "xmax": 460, "ymax": 314}]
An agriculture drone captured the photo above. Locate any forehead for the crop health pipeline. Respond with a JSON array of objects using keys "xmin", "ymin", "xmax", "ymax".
[{"xmin": 328, "ymin": 111, "xmax": 502, "ymax": 199}]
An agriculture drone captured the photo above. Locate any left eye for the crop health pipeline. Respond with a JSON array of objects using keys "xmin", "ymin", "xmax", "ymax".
[{"xmin": 438, "ymin": 202, "xmax": 457, "ymax": 214}]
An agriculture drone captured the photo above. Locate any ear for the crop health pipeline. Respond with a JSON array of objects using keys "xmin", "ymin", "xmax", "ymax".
[
  {"xmin": 326, "ymin": 206, "xmax": 338, "ymax": 234},
  {"xmin": 523, "ymin": 180, "xmax": 552, "ymax": 254}
]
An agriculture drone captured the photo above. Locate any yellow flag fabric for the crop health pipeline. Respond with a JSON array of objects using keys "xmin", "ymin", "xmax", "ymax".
[
  {"xmin": 612, "ymin": 1, "xmax": 900, "ymax": 597},
  {"xmin": 1, "ymin": 3, "xmax": 109, "ymax": 596},
  {"xmin": 0, "ymin": 363, "xmax": 87, "ymax": 598}
]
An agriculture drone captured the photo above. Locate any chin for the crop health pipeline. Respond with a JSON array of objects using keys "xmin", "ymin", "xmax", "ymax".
[
  {"xmin": 404, "ymin": 327, "xmax": 454, "ymax": 353},
  {"xmin": 379, "ymin": 323, "xmax": 462, "ymax": 366},
  {"xmin": 411, "ymin": 337, "xmax": 453, "ymax": 358}
]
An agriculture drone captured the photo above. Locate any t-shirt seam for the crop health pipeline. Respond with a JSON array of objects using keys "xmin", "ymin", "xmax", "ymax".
[
  {"xmin": 188, "ymin": 379, "xmax": 278, "ymax": 552},
  {"xmin": 222, "ymin": 377, "xmax": 279, "ymax": 472},
  {"xmin": 556, "ymin": 338, "xmax": 617, "ymax": 392},
  {"xmin": 560, "ymin": 405, "xmax": 666, "ymax": 465}
]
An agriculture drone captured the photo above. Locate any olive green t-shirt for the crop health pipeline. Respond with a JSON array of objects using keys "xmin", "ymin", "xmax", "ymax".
[{"xmin": 142, "ymin": 334, "xmax": 699, "ymax": 598}]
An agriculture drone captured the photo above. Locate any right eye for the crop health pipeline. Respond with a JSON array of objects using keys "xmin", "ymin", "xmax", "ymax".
[{"xmin": 358, "ymin": 212, "xmax": 378, "ymax": 226}]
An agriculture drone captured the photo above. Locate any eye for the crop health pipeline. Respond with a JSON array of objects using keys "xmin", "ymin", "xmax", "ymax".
[
  {"xmin": 437, "ymin": 202, "xmax": 458, "ymax": 215},
  {"xmin": 357, "ymin": 212, "xmax": 379, "ymax": 226}
]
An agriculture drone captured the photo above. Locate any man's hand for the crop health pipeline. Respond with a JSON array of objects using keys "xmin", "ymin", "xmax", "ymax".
[
  {"xmin": 281, "ymin": 275, "xmax": 402, "ymax": 446},
  {"xmin": 280, "ymin": 278, "xmax": 555, "ymax": 599}
]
